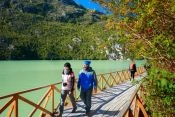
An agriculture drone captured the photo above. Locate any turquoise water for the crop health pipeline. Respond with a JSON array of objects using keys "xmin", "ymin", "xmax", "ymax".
[
  {"xmin": 0, "ymin": 60, "xmax": 145, "ymax": 116},
  {"xmin": 0, "ymin": 60, "xmax": 144, "ymax": 96}
]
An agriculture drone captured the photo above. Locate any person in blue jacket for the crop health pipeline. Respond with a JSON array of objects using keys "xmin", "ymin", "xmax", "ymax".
[{"xmin": 77, "ymin": 60, "xmax": 97, "ymax": 115}]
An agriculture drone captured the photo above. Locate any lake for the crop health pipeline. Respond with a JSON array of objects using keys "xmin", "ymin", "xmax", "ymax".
[{"xmin": 0, "ymin": 60, "xmax": 145, "ymax": 96}]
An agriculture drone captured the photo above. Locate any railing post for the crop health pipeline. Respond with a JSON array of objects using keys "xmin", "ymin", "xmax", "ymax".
[
  {"xmin": 134, "ymin": 95, "xmax": 139, "ymax": 117},
  {"xmin": 101, "ymin": 75, "xmax": 104, "ymax": 90},
  {"xmin": 14, "ymin": 95, "xmax": 18, "ymax": 117},
  {"xmin": 109, "ymin": 73, "xmax": 112, "ymax": 87},
  {"xmin": 51, "ymin": 85, "xmax": 54, "ymax": 113},
  {"xmin": 123, "ymin": 71, "xmax": 126, "ymax": 80},
  {"xmin": 123, "ymin": 70, "xmax": 128, "ymax": 80},
  {"xmin": 115, "ymin": 72, "xmax": 119, "ymax": 84},
  {"xmin": 141, "ymin": 66, "xmax": 143, "ymax": 73},
  {"xmin": 138, "ymin": 67, "xmax": 140, "ymax": 74},
  {"xmin": 101, "ymin": 76, "xmax": 103, "ymax": 90},
  {"xmin": 117, "ymin": 72, "xmax": 122, "ymax": 83}
]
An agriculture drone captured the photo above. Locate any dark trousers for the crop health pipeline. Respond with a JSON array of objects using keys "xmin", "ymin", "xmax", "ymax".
[
  {"xmin": 80, "ymin": 88, "xmax": 93, "ymax": 112},
  {"xmin": 59, "ymin": 90, "xmax": 76, "ymax": 114},
  {"xmin": 130, "ymin": 71, "xmax": 135, "ymax": 80}
]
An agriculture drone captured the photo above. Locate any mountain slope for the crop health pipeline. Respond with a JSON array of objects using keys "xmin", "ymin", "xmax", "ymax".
[
  {"xmin": 0, "ymin": 0, "xmax": 104, "ymax": 23},
  {"xmin": 0, "ymin": 0, "xmax": 116, "ymax": 60}
]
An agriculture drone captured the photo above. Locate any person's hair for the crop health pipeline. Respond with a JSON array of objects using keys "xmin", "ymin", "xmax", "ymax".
[
  {"xmin": 64, "ymin": 62, "xmax": 71, "ymax": 68},
  {"xmin": 62, "ymin": 62, "xmax": 73, "ymax": 74}
]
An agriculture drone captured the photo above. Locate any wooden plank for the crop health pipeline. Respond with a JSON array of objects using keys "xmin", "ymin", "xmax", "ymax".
[
  {"xmin": 93, "ymin": 85, "xmax": 136, "ymax": 117},
  {"xmin": 115, "ymin": 86, "xmax": 141, "ymax": 116},
  {"xmin": 114, "ymin": 90, "xmax": 138, "ymax": 116},
  {"xmin": 93, "ymin": 95, "xmax": 128, "ymax": 117},
  {"xmin": 104, "ymin": 88, "xmax": 135, "ymax": 116}
]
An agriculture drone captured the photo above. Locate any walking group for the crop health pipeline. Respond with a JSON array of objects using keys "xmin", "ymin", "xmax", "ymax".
[
  {"xmin": 55, "ymin": 60, "xmax": 136, "ymax": 117},
  {"xmin": 55, "ymin": 60, "xmax": 97, "ymax": 117}
]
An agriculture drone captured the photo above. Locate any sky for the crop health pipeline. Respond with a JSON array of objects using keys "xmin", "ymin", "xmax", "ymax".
[{"xmin": 73, "ymin": 0, "xmax": 108, "ymax": 13}]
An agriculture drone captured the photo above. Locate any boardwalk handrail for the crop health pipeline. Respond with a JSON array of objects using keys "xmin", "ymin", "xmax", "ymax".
[
  {"xmin": 0, "ymin": 66, "xmax": 145, "ymax": 117},
  {"xmin": 123, "ymin": 75, "xmax": 148, "ymax": 117}
]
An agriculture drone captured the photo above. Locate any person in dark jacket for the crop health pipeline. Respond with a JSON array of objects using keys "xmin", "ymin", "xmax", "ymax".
[
  {"xmin": 77, "ymin": 60, "xmax": 97, "ymax": 115},
  {"xmin": 129, "ymin": 60, "xmax": 137, "ymax": 80},
  {"xmin": 57, "ymin": 62, "xmax": 77, "ymax": 117}
]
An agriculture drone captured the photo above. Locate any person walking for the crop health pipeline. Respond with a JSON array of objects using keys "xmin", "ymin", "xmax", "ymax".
[
  {"xmin": 129, "ymin": 60, "xmax": 137, "ymax": 80},
  {"xmin": 77, "ymin": 60, "xmax": 97, "ymax": 115},
  {"xmin": 57, "ymin": 62, "xmax": 77, "ymax": 117}
]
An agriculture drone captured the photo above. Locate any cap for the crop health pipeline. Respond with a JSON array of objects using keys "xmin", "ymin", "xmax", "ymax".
[{"xmin": 83, "ymin": 60, "xmax": 91, "ymax": 66}]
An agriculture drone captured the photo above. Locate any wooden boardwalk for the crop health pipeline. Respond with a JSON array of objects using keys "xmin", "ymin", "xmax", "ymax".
[{"xmin": 59, "ymin": 73, "xmax": 147, "ymax": 117}]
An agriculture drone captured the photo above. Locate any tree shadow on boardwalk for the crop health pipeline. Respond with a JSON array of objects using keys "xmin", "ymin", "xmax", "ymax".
[
  {"xmin": 63, "ymin": 83, "xmax": 133, "ymax": 117},
  {"xmin": 91, "ymin": 85, "xmax": 132, "ymax": 105},
  {"xmin": 91, "ymin": 109, "xmax": 120, "ymax": 117},
  {"xmin": 66, "ymin": 110, "xmax": 120, "ymax": 117}
]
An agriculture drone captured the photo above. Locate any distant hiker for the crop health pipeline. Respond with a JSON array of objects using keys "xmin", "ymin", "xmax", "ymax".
[
  {"xmin": 57, "ymin": 62, "xmax": 77, "ymax": 117},
  {"xmin": 77, "ymin": 60, "xmax": 97, "ymax": 115},
  {"xmin": 129, "ymin": 60, "xmax": 137, "ymax": 80}
]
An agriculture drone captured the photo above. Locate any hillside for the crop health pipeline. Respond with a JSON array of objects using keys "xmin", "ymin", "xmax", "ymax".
[{"xmin": 0, "ymin": 0, "xmax": 119, "ymax": 60}]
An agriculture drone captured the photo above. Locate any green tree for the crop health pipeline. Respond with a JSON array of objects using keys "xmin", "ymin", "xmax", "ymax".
[{"xmin": 93, "ymin": 0, "xmax": 175, "ymax": 116}]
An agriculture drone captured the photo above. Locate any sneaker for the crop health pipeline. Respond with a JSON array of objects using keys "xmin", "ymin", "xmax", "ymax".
[{"xmin": 71, "ymin": 106, "xmax": 77, "ymax": 113}]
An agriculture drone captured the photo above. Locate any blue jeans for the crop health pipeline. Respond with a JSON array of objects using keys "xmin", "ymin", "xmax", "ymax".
[{"xmin": 80, "ymin": 88, "xmax": 93, "ymax": 112}]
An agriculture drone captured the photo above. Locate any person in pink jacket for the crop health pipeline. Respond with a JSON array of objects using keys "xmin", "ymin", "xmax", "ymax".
[{"xmin": 58, "ymin": 62, "xmax": 77, "ymax": 116}]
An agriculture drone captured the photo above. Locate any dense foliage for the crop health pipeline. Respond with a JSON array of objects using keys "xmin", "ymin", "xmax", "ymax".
[
  {"xmin": 0, "ymin": 0, "xmax": 117, "ymax": 60},
  {"xmin": 93, "ymin": 0, "xmax": 175, "ymax": 116}
]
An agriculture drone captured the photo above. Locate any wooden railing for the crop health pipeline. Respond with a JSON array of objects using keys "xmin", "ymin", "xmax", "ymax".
[
  {"xmin": 0, "ymin": 66, "xmax": 145, "ymax": 117},
  {"xmin": 123, "ymin": 75, "xmax": 148, "ymax": 117}
]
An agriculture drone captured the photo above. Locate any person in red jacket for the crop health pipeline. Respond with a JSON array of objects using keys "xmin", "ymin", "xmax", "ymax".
[{"xmin": 129, "ymin": 60, "xmax": 137, "ymax": 80}]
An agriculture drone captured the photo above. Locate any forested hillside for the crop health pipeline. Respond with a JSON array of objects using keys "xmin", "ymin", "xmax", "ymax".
[{"xmin": 0, "ymin": 0, "xmax": 118, "ymax": 60}]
